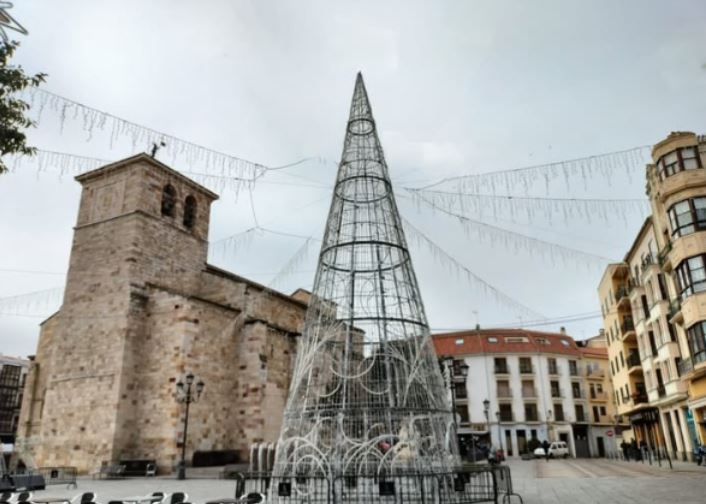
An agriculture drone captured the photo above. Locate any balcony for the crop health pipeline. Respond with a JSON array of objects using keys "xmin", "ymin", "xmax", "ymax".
[
  {"xmin": 658, "ymin": 241, "xmax": 673, "ymax": 272},
  {"xmin": 547, "ymin": 364, "xmax": 559, "ymax": 376},
  {"xmin": 657, "ymin": 385, "xmax": 666, "ymax": 398},
  {"xmin": 678, "ymin": 356, "xmax": 694, "ymax": 377},
  {"xmin": 589, "ymin": 391, "xmax": 608, "ymax": 402},
  {"xmin": 585, "ymin": 367, "xmax": 605, "ymax": 380},
  {"xmin": 631, "ymin": 392, "xmax": 648, "ymax": 405},
  {"xmin": 550, "ymin": 389, "xmax": 563, "ymax": 399},
  {"xmin": 621, "ymin": 318, "xmax": 636, "ymax": 342},
  {"xmin": 524, "ymin": 412, "xmax": 540, "ymax": 422},
  {"xmin": 616, "ymin": 286, "xmax": 630, "ymax": 308},
  {"xmin": 521, "ymin": 388, "xmax": 538, "ymax": 399},
  {"xmin": 494, "ymin": 365, "xmax": 509, "ymax": 375},
  {"xmin": 575, "ymin": 412, "xmax": 589, "ymax": 423},
  {"xmin": 668, "ymin": 298, "xmax": 683, "ymax": 325},
  {"xmin": 497, "ymin": 388, "xmax": 513, "ymax": 399},
  {"xmin": 519, "ymin": 364, "xmax": 534, "ymax": 375},
  {"xmin": 569, "ymin": 365, "xmax": 580, "ymax": 377},
  {"xmin": 627, "ymin": 353, "xmax": 642, "ymax": 374},
  {"xmin": 498, "ymin": 411, "xmax": 514, "ymax": 422}
]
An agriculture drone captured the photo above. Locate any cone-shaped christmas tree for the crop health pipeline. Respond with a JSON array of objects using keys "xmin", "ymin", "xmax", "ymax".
[{"xmin": 273, "ymin": 73, "xmax": 459, "ymax": 479}]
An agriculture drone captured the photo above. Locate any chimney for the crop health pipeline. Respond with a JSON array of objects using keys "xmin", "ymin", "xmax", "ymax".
[{"xmin": 560, "ymin": 326, "xmax": 566, "ymax": 335}]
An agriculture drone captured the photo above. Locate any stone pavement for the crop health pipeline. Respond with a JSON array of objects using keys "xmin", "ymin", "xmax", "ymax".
[
  {"xmin": 23, "ymin": 458, "xmax": 706, "ymax": 503},
  {"xmin": 507, "ymin": 457, "xmax": 706, "ymax": 504}
]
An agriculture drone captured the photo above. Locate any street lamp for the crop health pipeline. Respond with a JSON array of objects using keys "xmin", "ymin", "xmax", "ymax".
[
  {"xmin": 482, "ymin": 399, "xmax": 490, "ymax": 442},
  {"xmin": 546, "ymin": 409, "xmax": 553, "ymax": 442},
  {"xmin": 175, "ymin": 372, "xmax": 205, "ymax": 480},
  {"xmin": 495, "ymin": 411, "xmax": 504, "ymax": 456}
]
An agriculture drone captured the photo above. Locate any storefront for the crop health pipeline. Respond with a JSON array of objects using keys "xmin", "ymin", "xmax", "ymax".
[{"xmin": 629, "ymin": 408, "xmax": 663, "ymax": 449}]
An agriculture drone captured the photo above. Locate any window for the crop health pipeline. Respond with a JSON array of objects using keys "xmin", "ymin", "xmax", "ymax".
[
  {"xmin": 561, "ymin": 339, "xmax": 570, "ymax": 347},
  {"xmin": 161, "ymin": 184, "xmax": 177, "ymax": 217},
  {"xmin": 575, "ymin": 404, "xmax": 585, "ymax": 422},
  {"xmin": 505, "ymin": 336, "xmax": 528, "ymax": 343},
  {"xmin": 550, "ymin": 380, "xmax": 561, "ymax": 398},
  {"xmin": 568, "ymin": 360, "xmax": 578, "ymax": 376},
  {"xmin": 676, "ymin": 255, "xmax": 706, "ymax": 299},
  {"xmin": 499, "ymin": 403, "xmax": 513, "ymax": 422},
  {"xmin": 599, "ymin": 406, "xmax": 606, "ymax": 416},
  {"xmin": 554, "ymin": 404, "xmax": 565, "ymax": 422},
  {"xmin": 487, "ymin": 336, "xmax": 498, "ymax": 343},
  {"xmin": 524, "ymin": 403, "xmax": 538, "ymax": 422},
  {"xmin": 658, "ymin": 146, "xmax": 702, "ymax": 179},
  {"xmin": 494, "ymin": 357, "xmax": 508, "ymax": 374},
  {"xmin": 571, "ymin": 382, "xmax": 582, "ymax": 399},
  {"xmin": 183, "ymin": 195, "xmax": 197, "ymax": 228},
  {"xmin": 521, "ymin": 380, "xmax": 535, "ymax": 398},
  {"xmin": 668, "ymin": 197, "xmax": 706, "ymax": 237},
  {"xmin": 455, "ymin": 338, "xmax": 464, "ymax": 346},
  {"xmin": 497, "ymin": 380, "xmax": 511, "ymax": 398},
  {"xmin": 456, "ymin": 404, "xmax": 469, "ymax": 424},
  {"xmin": 686, "ymin": 321, "xmax": 706, "ymax": 365},
  {"xmin": 547, "ymin": 358, "xmax": 558, "ymax": 375},
  {"xmin": 519, "ymin": 357, "xmax": 532, "ymax": 374},
  {"xmin": 454, "ymin": 382, "xmax": 467, "ymax": 399}
]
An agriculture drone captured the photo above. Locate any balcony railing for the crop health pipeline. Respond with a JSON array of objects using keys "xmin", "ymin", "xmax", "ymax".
[
  {"xmin": 657, "ymin": 385, "xmax": 666, "ymax": 398},
  {"xmin": 632, "ymin": 392, "xmax": 648, "ymax": 404},
  {"xmin": 668, "ymin": 299, "xmax": 682, "ymax": 322},
  {"xmin": 498, "ymin": 411, "xmax": 514, "ymax": 422},
  {"xmin": 575, "ymin": 412, "xmax": 588, "ymax": 423},
  {"xmin": 569, "ymin": 366, "xmax": 579, "ymax": 377},
  {"xmin": 548, "ymin": 364, "xmax": 559, "ymax": 375},
  {"xmin": 585, "ymin": 367, "xmax": 605, "ymax": 378},
  {"xmin": 572, "ymin": 389, "xmax": 585, "ymax": 399},
  {"xmin": 497, "ymin": 388, "xmax": 513, "ymax": 398},
  {"xmin": 678, "ymin": 356, "xmax": 693, "ymax": 376},
  {"xmin": 621, "ymin": 319, "xmax": 635, "ymax": 335},
  {"xmin": 521, "ymin": 388, "xmax": 537, "ymax": 398},
  {"xmin": 590, "ymin": 391, "xmax": 607, "ymax": 401},
  {"xmin": 494, "ymin": 366, "xmax": 509, "ymax": 374},
  {"xmin": 550, "ymin": 389, "xmax": 563, "ymax": 398},
  {"xmin": 626, "ymin": 352, "xmax": 641, "ymax": 368},
  {"xmin": 658, "ymin": 241, "xmax": 672, "ymax": 267},
  {"xmin": 525, "ymin": 412, "xmax": 539, "ymax": 422},
  {"xmin": 519, "ymin": 364, "xmax": 534, "ymax": 374}
]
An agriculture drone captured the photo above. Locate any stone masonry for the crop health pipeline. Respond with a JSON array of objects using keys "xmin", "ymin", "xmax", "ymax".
[{"xmin": 15, "ymin": 154, "xmax": 308, "ymax": 474}]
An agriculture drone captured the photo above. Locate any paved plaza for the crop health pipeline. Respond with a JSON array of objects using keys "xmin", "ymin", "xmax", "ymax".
[{"xmin": 22, "ymin": 458, "xmax": 706, "ymax": 504}]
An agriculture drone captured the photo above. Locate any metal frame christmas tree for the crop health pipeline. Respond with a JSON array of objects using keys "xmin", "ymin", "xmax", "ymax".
[{"xmin": 273, "ymin": 73, "xmax": 460, "ymax": 482}]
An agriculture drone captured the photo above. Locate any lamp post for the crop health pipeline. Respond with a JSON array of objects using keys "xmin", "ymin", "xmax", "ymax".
[
  {"xmin": 175, "ymin": 372, "xmax": 205, "ymax": 480},
  {"xmin": 495, "ymin": 411, "xmax": 504, "ymax": 457},
  {"xmin": 546, "ymin": 409, "xmax": 553, "ymax": 442}
]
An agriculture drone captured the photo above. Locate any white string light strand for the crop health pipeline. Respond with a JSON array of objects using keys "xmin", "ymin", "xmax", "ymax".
[
  {"xmin": 410, "ymin": 192, "xmax": 615, "ymax": 267},
  {"xmin": 24, "ymin": 88, "xmax": 322, "ymax": 187},
  {"xmin": 406, "ymin": 188, "xmax": 651, "ymax": 225},
  {"xmin": 415, "ymin": 146, "xmax": 651, "ymax": 195},
  {"xmin": 401, "ymin": 216, "xmax": 544, "ymax": 320}
]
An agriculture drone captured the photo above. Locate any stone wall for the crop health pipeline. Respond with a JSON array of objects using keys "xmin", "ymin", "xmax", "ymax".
[{"xmin": 16, "ymin": 155, "xmax": 308, "ymax": 473}]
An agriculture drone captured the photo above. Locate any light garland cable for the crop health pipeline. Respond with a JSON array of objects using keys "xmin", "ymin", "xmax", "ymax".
[
  {"xmin": 401, "ymin": 216, "xmax": 544, "ymax": 319},
  {"xmin": 415, "ymin": 145, "xmax": 651, "ymax": 194},
  {"xmin": 405, "ymin": 187, "xmax": 650, "ymax": 225},
  {"xmin": 410, "ymin": 192, "xmax": 615, "ymax": 266},
  {"xmin": 24, "ymin": 88, "xmax": 324, "ymax": 183}
]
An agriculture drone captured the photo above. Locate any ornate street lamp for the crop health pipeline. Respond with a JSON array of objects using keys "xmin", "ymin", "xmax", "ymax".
[
  {"xmin": 495, "ymin": 411, "xmax": 504, "ymax": 456},
  {"xmin": 175, "ymin": 372, "xmax": 205, "ymax": 480}
]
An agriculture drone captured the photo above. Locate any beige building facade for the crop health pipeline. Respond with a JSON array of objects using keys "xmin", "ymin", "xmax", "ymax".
[
  {"xmin": 16, "ymin": 154, "xmax": 309, "ymax": 474},
  {"xmin": 599, "ymin": 131, "xmax": 706, "ymax": 461}
]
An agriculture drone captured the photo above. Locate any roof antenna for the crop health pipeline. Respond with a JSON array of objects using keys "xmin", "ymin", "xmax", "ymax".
[{"xmin": 151, "ymin": 140, "xmax": 166, "ymax": 158}]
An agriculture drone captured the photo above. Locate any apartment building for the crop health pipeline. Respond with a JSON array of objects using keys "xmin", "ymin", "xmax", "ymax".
[
  {"xmin": 433, "ymin": 328, "xmax": 623, "ymax": 458},
  {"xmin": 598, "ymin": 131, "xmax": 706, "ymax": 461}
]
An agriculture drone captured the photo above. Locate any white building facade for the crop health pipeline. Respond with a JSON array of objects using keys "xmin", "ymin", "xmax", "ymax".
[{"xmin": 434, "ymin": 329, "xmax": 619, "ymax": 458}]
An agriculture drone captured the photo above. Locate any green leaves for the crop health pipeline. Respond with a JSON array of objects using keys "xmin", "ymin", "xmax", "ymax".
[{"xmin": 0, "ymin": 40, "xmax": 47, "ymax": 174}]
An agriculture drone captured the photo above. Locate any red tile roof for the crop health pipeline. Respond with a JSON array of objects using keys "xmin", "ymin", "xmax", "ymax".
[
  {"xmin": 432, "ymin": 328, "xmax": 582, "ymax": 357},
  {"xmin": 579, "ymin": 347, "xmax": 608, "ymax": 359}
]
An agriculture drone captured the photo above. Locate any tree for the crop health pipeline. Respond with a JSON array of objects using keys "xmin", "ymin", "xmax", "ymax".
[{"xmin": 0, "ymin": 41, "xmax": 46, "ymax": 174}]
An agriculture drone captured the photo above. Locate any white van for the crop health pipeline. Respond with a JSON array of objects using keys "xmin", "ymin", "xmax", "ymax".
[{"xmin": 533, "ymin": 441, "xmax": 570, "ymax": 458}]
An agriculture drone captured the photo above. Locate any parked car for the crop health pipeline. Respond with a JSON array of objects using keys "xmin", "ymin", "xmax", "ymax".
[{"xmin": 533, "ymin": 441, "xmax": 570, "ymax": 458}]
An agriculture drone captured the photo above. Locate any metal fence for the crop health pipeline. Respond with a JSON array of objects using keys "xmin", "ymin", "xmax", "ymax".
[
  {"xmin": 234, "ymin": 466, "xmax": 518, "ymax": 504},
  {"xmin": 36, "ymin": 466, "xmax": 78, "ymax": 488}
]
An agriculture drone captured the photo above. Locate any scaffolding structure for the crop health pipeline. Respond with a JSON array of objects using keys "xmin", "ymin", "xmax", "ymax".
[{"xmin": 272, "ymin": 73, "xmax": 460, "ymax": 486}]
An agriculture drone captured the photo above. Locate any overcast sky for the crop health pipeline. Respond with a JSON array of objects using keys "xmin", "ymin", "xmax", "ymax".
[{"xmin": 1, "ymin": 0, "xmax": 706, "ymax": 357}]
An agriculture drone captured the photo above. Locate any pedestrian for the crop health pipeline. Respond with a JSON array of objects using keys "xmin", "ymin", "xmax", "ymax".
[
  {"xmin": 620, "ymin": 440, "xmax": 629, "ymax": 461},
  {"xmin": 630, "ymin": 439, "xmax": 639, "ymax": 461},
  {"xmin": 542, "ymin": 439, "xmax": 550, "ymax": 462}
]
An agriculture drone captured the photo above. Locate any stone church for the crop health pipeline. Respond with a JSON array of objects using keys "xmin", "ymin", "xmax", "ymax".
[{"xmin": 16, "ymin": 153, "xmax": 309, "ymax": 473}]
